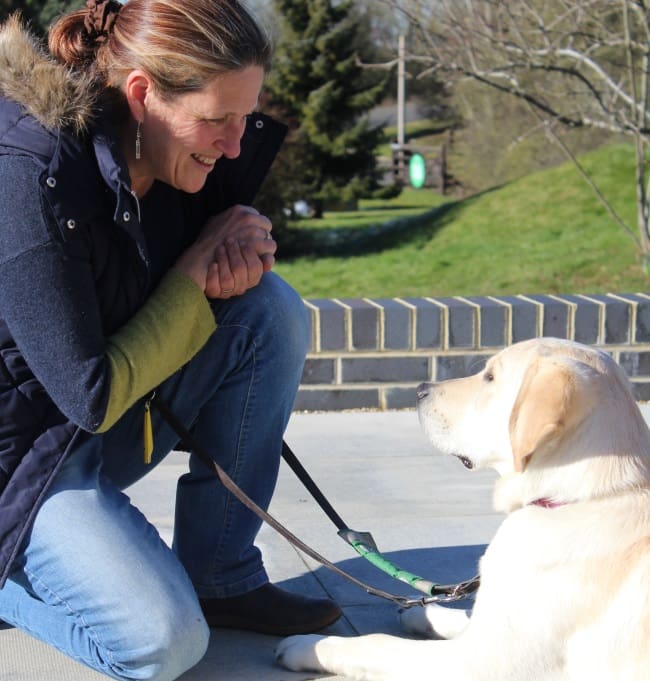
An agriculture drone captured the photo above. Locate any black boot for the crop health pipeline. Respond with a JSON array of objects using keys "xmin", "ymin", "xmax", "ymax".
[{"xmin": 199, "ymin": 583, "xmax": 342, "ymax": 636}]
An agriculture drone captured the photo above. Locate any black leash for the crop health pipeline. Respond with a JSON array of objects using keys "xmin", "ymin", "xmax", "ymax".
[
  {"xmin": 152, "ymin": 396, "xmax": 479, "ymax": 606},
  {"xmin": 281, "ymin": 438, "xmax": 479, "ymax": 601},
  {"xmin": 281, "ymin": 440, "xmax": 348, "ymax": 532}
]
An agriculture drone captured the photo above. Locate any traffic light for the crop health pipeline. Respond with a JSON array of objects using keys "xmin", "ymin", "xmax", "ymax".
[{"xmin": 391, "ymin": 144, "xmax": 445, "ymax": 191}]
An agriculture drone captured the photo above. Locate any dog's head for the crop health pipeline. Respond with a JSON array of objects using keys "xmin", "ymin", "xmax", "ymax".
[{"xmin": 417, "ymin": 338, "xmax": 650, "ymax": 510}]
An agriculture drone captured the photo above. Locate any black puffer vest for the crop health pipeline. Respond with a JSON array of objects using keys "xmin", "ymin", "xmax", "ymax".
[{"xmin": 0, "ymin": 22, "xmax": 286, "ymax": 587}]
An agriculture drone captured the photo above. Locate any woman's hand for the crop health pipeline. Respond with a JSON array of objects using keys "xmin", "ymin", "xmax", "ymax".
[{"xmin": 174, "ymin": 205, "xmax": 277, "ymax": 298}]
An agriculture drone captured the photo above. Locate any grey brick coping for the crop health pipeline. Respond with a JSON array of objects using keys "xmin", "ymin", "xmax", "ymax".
[{"xmin": 295, "ymin": 292, "xmax": 650, "ymax": 411}]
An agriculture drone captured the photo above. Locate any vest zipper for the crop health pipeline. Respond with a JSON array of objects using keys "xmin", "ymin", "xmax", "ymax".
[
  {"xmin": 131, "ymin": 189, "xmax": 141, "ymax": 222},
  {"xmin": 143, "ymin": 391, "xmax": 155, "ymax": 464}
]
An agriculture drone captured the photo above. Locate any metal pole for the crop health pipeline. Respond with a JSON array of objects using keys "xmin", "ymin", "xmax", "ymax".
[{"xmin": 397, "ymin": 34, "xmax": 405, "ymax": 147}]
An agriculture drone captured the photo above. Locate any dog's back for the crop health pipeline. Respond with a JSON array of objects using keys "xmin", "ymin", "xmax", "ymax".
[{"xmin": 566, "ymin": 505, "xmax": 650, "ymax": 680}]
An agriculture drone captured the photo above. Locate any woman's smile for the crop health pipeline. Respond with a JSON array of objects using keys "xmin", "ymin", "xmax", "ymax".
[{"xmin": 191, "ymin": 153, "xmax": 219, "ymax": 168}]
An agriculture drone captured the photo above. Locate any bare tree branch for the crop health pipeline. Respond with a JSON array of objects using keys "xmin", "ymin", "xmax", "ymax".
[{"xmin": 376, "ymin": 0, "xmax": 650, "ymax": 268}]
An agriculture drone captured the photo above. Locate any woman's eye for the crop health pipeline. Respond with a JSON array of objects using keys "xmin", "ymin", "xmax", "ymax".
[{"xmin": 206, "ymin": 114, "xmax": 250, "ymax": 127}]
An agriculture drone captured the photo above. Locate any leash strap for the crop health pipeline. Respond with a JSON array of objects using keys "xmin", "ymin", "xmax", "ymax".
[
  {"xmin": 281, "ymin": 441, "xmax": 477, "ymax": 598},
  {"xmin": 281, "ymin": 441, "xmax": 347, "ymax": 531},
  {"xmin": 152, "ymin": 396, "xmax": 479, "ymax": 606}
]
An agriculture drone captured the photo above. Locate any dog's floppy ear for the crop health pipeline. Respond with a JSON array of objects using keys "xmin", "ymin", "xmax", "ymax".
[{"xmin": 509, "ymin": 359, "xmax": 576, "ymax": 472}]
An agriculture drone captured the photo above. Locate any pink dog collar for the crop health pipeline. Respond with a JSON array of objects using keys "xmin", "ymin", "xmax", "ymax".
[{"xmin": 530, "ymin": 498, "xmax": 566, "ymax": 509}]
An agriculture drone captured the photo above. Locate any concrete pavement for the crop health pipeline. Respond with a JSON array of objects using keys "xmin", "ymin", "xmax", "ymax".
[{"xmin": 1, "ymin": 408, "xmax": 513, "ymax": 680}]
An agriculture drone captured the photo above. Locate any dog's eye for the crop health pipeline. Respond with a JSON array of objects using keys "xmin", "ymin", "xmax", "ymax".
[{"xmin": 484, "ymin": 371, "xmax": 495, "ymax": 382}]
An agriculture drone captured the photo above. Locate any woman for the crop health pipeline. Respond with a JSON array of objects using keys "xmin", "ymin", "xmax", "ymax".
[{"xmin": 0, "ymin": 1, "xmax": 341, "ymax": 679}]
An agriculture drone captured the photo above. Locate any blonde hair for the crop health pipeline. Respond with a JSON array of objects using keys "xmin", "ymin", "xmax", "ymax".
[{"xmin": 49, "ymin": 0, "xmax": 271, "ymax": 99}]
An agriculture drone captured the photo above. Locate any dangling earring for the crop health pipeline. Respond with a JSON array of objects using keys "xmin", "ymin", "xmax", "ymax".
[{"xmin": 135, "ymin": 122, "xmax": 142, "ymax": 160}]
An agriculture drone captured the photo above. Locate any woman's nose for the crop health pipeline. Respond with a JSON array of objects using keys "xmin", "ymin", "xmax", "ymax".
[{"xmin": 215, "ymin": 118, "xmax": 246, "ymax": 159}]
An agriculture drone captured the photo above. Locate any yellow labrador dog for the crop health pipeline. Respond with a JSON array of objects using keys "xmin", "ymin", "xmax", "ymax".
[{"xmin": 276, "ymin": 338, "xmax": 650, "ymax": 680}]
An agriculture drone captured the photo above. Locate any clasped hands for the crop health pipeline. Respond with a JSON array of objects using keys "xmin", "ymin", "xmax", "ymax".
[{"xmin": 174, "ymin": 204, "xmax": 276, "ymax": 299}]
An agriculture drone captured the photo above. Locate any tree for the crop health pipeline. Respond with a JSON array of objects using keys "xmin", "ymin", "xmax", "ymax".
[
  {"xmin": 384, "ymin": 0, "xmax": 650, "ymax": 271},
  {"xmin": 1, "ymin": 0, "xmax": 83, "ymax": 34},
  {"xmin": 264, "ymin": 0, "xmax": 391, "ymax": 219},
  {"xmin": 2, "ymin": 0, "xmax": 39, "ymax": 26}
]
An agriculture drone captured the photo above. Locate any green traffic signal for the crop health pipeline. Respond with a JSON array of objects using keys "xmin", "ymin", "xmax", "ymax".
[{"xmin": 409, "ymin": 152, "xmax": 426, "ymax": 188}]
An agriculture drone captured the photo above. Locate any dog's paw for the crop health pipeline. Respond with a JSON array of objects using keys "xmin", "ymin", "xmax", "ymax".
[
  {"xmin": 400, "ymin": 603, "xmax": 470, "ymax": 639},
  {"xmin": 276, "ymin": 634, "xmax": 327, "ymax": 672},
  {"xmin": 400, "ymin": 605, "xmax": 438, "ymax": 637}
]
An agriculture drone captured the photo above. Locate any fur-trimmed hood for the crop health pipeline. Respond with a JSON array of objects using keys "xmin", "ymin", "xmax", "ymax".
[{"xmin": 0, "ymin": 15, "xmax": 95, "ymax": 134}]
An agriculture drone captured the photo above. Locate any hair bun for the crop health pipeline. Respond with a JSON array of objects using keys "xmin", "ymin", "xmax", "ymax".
[{"xmin": 83, "ymin": 0, "xmax": 122, "ymax": 46}]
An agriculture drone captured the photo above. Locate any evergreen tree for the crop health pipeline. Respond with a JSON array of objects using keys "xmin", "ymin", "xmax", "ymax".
[
  {"xmin": 1, "ymin": 0, "xmax": 84, "ymax": 35},
  {"xmin": 1, "ymin": 0, "xmax": 38, "ymax": 26},
  {"xmin": 265, "ymin": 0, "xmax": 391, "ymax": 218}
]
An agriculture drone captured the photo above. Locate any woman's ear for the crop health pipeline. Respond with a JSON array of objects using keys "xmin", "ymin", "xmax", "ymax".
[{"xmin": 123, "ymin": 69, "xmax": 152, "ymax": 122}]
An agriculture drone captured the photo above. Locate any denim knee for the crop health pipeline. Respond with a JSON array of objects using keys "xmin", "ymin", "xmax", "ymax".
[
  {"xmin": 107, "ymin": 599, "xmax": 209, "ymax": 681},
  {"xmin": 211, "ymin": 272, "xmax": 309, "ymax": 372},
  {"xmin": 249, "ymin": 272, "xmax": 310, "ymax": 361}
]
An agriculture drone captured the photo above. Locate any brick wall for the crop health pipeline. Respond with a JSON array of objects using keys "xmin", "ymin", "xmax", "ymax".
[{"xmin": 294, "ymin": 292, "xmax": 650, "ymax": 411}]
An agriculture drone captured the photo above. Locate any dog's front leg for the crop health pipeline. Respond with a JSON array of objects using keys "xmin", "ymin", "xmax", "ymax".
[
  {"xmin": 276, "ymin": 635, "xmax": 328, "ymax": 675},
  {"xmin": 276, "ymin": 633, "xmax": 455, "ymax": 681},
  {"xmin": 400, "ymin": 603, "xmax": 471, "ymax": 639}
]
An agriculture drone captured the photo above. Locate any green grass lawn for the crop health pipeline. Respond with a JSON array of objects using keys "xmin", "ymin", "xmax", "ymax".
[
  {"xmin": 274, "ymin": 144, "xmax": 650, "ymax": 298},
  {"xmin": 290, "ymin": 188, "xmax": 449, "ymax": 230}
]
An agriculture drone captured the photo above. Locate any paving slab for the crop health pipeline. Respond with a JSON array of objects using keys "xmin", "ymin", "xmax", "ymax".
[{"xmin": 8, "ymin": 403, "xmax": 631, "ymax": 680}]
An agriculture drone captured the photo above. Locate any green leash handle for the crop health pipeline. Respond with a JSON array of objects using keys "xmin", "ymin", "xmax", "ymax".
[{"xmin": 339, "ymin": 529, "xmax": 440, "ymax": 596}]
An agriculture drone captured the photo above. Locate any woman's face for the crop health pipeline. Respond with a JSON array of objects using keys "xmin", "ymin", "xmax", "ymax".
[{"xmin": 133, "ymin": 66, "xmax": 265, "ymax": 195}]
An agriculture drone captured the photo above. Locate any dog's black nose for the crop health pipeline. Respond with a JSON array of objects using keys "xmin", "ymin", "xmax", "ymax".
[{"xmin": 416, "ymin": 382, "xmax": 430, "ymax": 401}]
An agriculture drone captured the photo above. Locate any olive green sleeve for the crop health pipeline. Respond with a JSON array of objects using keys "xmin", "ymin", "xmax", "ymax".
[{"xmin": 96, "ymin": 268, "xmax": 217, "ymax": 432}]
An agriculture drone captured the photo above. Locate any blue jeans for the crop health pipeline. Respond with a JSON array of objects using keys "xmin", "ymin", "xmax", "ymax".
[{"xmin": 0, "ymin": 273, "xmax": 309, "ymax": 680}]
